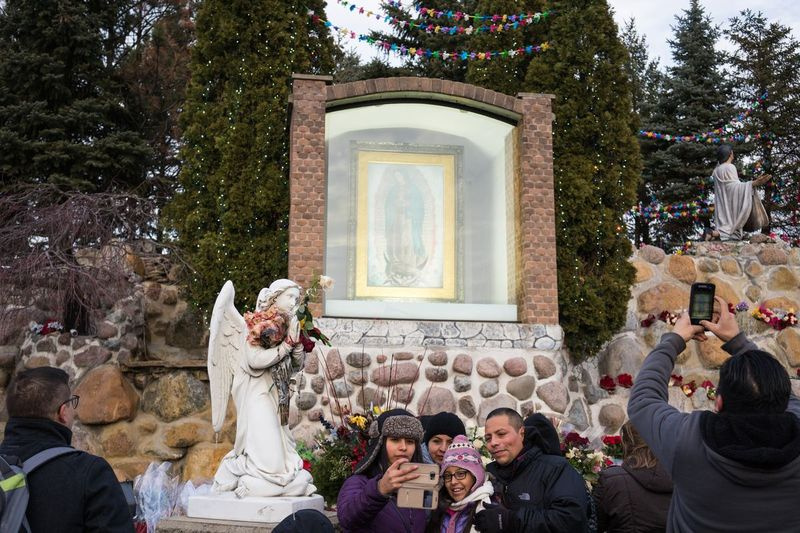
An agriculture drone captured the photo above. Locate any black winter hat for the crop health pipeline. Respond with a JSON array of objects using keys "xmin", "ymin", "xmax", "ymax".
[{"xmin": 423, "ymin": 412, "xmax": 466, "ymax": 444}]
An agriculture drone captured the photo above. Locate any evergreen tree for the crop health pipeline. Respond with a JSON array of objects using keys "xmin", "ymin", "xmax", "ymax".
[
  {"xmin": 523, "ymin": 0, "xmax": 641, "ymax": 361},
  {"xmin": 370, "ymin": 0, "xmax": 480, "ymax": 82},
  {"xmin": 620, "ymin": 18, "xmax": 664, "ymax": 245},
  {"xmin": 118, "ymin": 0, "xmax": 195, "ymax": 230},
  {"xmin": 0, "ymin": 0, "xmax": 151, "ymax": 192},
  {"xmin": 466, "ymin": 0, "xmax": 550, "ymax": 96},
  {"xmin": 726, "ymin": 10, "xmax": 800, "ymax": 244},
  {"xmin": 643, "ymin": 0, "xmax": 731, "ymax": 248},
  {"xmin": 165, "ymin": 1, "xmax": 336, "ymax": 313}
]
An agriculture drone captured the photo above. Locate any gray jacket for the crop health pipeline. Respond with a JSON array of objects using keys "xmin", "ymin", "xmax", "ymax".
[{"xmin": 628, "ymin": 332, "xmax": 800, "ymax": 533}]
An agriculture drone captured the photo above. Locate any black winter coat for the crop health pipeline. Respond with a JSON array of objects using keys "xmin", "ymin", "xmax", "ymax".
[
  {"xmin": 593, "ymin": 463, "xmax": 672, "ymax": 533},
  {"xmin": 0, "ymin": 417, "xmax": 134, "ymax": 533},
  {"xmin": 487, "ymin": 446, "xmax": 590, "ymax": 532}
]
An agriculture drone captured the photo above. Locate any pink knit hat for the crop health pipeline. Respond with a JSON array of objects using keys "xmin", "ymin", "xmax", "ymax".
[{"xmin": 440, "ymin": 435, "xmax": 485, "ymax": 489}]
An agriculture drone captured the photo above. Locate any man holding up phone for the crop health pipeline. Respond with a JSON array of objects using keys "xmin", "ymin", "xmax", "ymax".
[{"xmin": 629, "ymin": 297, "xmax": 800, "ymax": 532}]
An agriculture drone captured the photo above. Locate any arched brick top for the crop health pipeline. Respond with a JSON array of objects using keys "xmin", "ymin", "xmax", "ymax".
[{"xmin": 327, "ymin": 77, "xmax": 524, "ymax": 118}]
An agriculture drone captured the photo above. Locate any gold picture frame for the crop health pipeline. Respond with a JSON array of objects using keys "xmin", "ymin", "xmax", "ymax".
[{"xmin": 354, "ymin": 148, "xmax": 457, "ymax": 300}]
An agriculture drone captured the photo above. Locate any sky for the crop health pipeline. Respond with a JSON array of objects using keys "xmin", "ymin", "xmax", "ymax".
[{"xmin": 322, "ymin": 0, "xmax": 800, "ymax": 68}]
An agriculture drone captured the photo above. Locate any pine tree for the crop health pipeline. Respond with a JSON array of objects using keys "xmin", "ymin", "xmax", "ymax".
[
  {"xmin": 465, "ymin": 0, "xmax": 550, "ymax": 95},
  {"xmin": 164, "ymin": 1, "xmax": 336, "ymax": 313},
  {"xmin": 0, "ymin": 0, "xmax": 151, "ymax": 193},
  {"xmin": 643, "ymin": 0, "xmax": 731, "ymax": 248},
  {"xmin": 620, "ymin": 19, "xmax": 664, "ymax": 245},
  {"xmin": 370, "ymin": 0, "xmax": 481, "ymax": 82},
  {"xmin": 726, "ymin": 10, "xmax": 800, "ymax": 244},
  {"xmin": 523, "ymin": 0, "xmax": 641, "ymax": 361}
]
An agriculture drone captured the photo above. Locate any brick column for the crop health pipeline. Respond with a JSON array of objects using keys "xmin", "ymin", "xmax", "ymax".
[
  {"xmin": 288, "ymin": 74, "xmax": 331, "ymax": 313},
  {"xmin": 517, "ymin": 93, "xmax": 558, "ymax": 324}
]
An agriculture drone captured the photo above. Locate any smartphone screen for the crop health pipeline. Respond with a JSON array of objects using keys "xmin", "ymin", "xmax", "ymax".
[{"xmin": 689, "ymin": 283, "xmax": 715, "ymax": 325}]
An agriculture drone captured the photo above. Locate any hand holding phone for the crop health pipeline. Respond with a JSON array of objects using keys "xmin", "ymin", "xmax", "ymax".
[{"xmin": 689, "ymin": 283, "xmax": 715, "ymax": 326}]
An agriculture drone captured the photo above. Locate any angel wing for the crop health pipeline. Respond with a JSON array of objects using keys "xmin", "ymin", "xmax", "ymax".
[{"xmin": 208, "ymin": 280, "xmax": 246, "ymax": 433}]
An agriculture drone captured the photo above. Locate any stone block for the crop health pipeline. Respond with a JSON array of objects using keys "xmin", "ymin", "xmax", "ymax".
[
  {"xmin": 503, "ymin": 357, "xmax": 527, "ymax": 377},
  {"xmin": 533, "ymin": 356, "xmax": 556, "ymax": 379},
  {"xmin": 768, "ymin": 266, "xmax": 799, "ymax": 291},
  {"xmin": 632, "ymin": 260, "xmax": 653, "ymax": 282},
  {"xmin": 637, "ymin": 283, "xmax": 689, "ymax": 314},
  {"xmin": 345, "ymin": 351, "xmax": 371, "ymax": 368},
  {"xmin": 480, "ymin": 379, "xmax": 499, "ymax": 398},
  {"xmin": 325, "ymin": 349, "xmax": 344, "ymax": 379},
  {"xmin": 598, "ymin": 403, "xmax": 625, "ymax": 432},
  {"xmin": 417, "ymin": 386, "xmax": 455, "ymax": 415},
  {"xmin": 477, "ymin": 394, "xmax": 517, "ymax": 425},
  {"xmin": 695, "ymin": 336, "xmax": 730, "ymax": 369},
  {"xmin": 476, "ymin": 358, "xmax": 501, "ymax": 378},
  {"xmin": 639, "ymin": 245, "xmax": 665, "ymax": 264},
  {"xmin": 425, "ymin": 367, "xmax": 448, "ymax": 382},
  {"xmin": 164, "ymin": 419, "xmax": 214, "ymax": 448},
  {"xmin": 428, "ymin": 351, "xmax": 448, "ymax": 366},
  {"xmin": 452, "ymin": 354, "xmax": 473, "ymax": 374},
  {"xmin": 507, "ymin": 376, "xmax": 536, "ymax": 400},
  {"xmin": 371, "ymin": 362, "xmax": 420, "ymax": 386},
  {"xmin": 459, "ymin": 396, "xmax": 476, "ymax": 418},
  {"xmin": 453, "ymin": 376, "xmax": 471, "ymax": 392},
  {"xmin": 182, "ymin": 442, "xmax": 233, "ymax": 483},
  {"xmin": 668, "ymin": 255, "xmax": 697, "ymax": 284},
  {"xmin": 537, "ymin": 381, "xmax": 568, "ymax": 413},
  {"xmin": 75, "ymin": 365, "xmax": 139, "ymax": 424},
  {"xmin": 142, "ymin": 372, "xmax": 209, "ymax": 422}
]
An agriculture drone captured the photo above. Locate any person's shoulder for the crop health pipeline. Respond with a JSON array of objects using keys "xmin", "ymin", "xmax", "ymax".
[{"xmin": 599, "ymin": 465, "xmax": 628, "ymax": 482}]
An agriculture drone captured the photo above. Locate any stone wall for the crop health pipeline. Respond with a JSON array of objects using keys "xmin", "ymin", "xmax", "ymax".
[{"xmin": 1, "ymin": 241, "xmax": 798, "ymax": 485}]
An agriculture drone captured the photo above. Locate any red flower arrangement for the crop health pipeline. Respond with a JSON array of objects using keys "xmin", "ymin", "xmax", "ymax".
[
  {"xmin": 616, "ymin": 373, "xmax": 633, "ymax": 388},
  {"xmin": 669, "ymin": 374, "xmax": 683, "ymax": 387},
  {"xmin": 681, "ymin": 381, "xmax": 697, "ymax": 397},
  {"xmin": 752, "ymin": 305, "xmax": 797, "ymax": 331},
  {"xmin": 599, "ymin": 374, "xmax": 633, "ymax": 393},
  {"xmin": 602, "ymin": 435, "xmax": 623, "ymax": 459},
  {"xmin": 563, "ymin": 431, "xmax": 591, "ymax": 449},
  {"xmin": 599, "ymin": 375, "xmax": 616, "ymax": 393},
  {"xmin": 640, "ymin": 310, "xmax": 680, "ymax": 327},
  {"xmin": 701, "ymin": 380, "xmax": 717, "ymax": 400}
]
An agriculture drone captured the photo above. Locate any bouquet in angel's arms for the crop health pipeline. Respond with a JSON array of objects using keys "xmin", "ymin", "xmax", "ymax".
[
  {"xmin": 243, "ymin": 308, "xmax": 287, "ymax": 348},
  {"xmin": 296, "ymin": 275, "xmax": 334, "ymax": 352}
]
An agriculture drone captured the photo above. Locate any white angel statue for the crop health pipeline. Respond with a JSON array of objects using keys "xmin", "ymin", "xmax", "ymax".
[{"xmin": 207, "ymin": 279, "xmax": 316, "ymax": 498}]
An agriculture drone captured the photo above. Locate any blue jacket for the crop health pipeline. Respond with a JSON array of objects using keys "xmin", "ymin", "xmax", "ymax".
[{"xmin": 629, "ymin": 332, "xmax": 800, "ymax": 532}]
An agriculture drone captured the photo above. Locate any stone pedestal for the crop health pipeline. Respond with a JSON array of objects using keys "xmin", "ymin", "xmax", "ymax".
[{"xmin": 187, "ymin": 493, "xmax": 324, "ymax": 524}]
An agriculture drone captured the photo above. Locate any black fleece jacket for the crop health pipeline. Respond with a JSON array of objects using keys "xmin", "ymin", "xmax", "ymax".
[
  {"xmin": 487, "ymin": 445, "xmax": 590, "ymax": 532},
  {"xmin": 0, "ymin": 417, "xmax": 134, "ymax": 533}
]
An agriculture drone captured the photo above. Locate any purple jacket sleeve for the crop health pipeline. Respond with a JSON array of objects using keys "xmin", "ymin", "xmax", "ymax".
[
  {"xmin": 336, "ymin": 474, "xmax": 389, "ymax": 530},
  {"xmin": 627, "ymin": 332, "xmax": 691, "ymax": 474}
]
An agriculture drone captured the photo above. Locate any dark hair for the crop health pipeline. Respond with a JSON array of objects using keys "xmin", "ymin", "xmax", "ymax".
[
  {"xmin": 485, "ymin": 407, "xmax": 523, "ymax": 430},
  {"xmin": 717, "ymin": 144, "xmax": 733, "ymax": 165},
  {"xmin": 717, "ymin": 350, "xmax": 790, "ymax": 415},
  {"xmin": 621, "ymin": 421, "xmax": 658, "ymax": 469},
  {"xmin": 6, "ymin": 367, "xmax": 70, "ymax": 418}
]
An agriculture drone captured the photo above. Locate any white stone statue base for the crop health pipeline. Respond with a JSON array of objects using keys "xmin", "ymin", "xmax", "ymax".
[{"xmin": 187, "ymin": 493, "xmax": 325, "ymax": 524}]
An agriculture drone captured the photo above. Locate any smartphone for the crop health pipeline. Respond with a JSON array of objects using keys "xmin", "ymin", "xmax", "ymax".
[
  {"xmin": 397, "ymin": 463, "xmax": 440, "ymax": 510},
  {"xmin": 689, "ymin": 283, "xmax": 715, "ymax": 326}
]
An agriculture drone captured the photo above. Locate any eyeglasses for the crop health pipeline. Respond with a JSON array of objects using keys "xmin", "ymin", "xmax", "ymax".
[
  {"xmin": 59, "ymin": 395, "xmax": 79, "ymax": 410},
  {"xmin": 442, "ymin": 470, "xmax": 470, "ymax": 483}
]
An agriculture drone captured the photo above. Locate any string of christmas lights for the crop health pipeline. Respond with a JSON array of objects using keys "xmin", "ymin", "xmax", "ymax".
[
  {"xmin": 333, "ymin": 0, "xmax": 551, "ymax": 34},
  {"xmin": 308, "ymin": 12, "xmax": 550, "ymax": 61},
  {"xmin": 639, "ymin": 92, "xmax": 770, "ymax": 143}
]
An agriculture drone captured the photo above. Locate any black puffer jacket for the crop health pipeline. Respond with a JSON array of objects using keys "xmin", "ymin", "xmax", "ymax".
[
  {"xmin": 0, "ymin": 417, "xmax": 134, "ymax": 533},
  {"xmin": 593, "ymin": 463, "xmax": 672, "ymax": 532},
  {"xmin": 487, "ymin": 445, "xmax": 590, "ymax": 532}
]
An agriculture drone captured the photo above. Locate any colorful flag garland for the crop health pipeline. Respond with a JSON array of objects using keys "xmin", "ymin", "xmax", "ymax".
[
  {"xmin": 309, "ymin": 12, "xmax": 550, "ymax": 61},
  {"xmin": 384, "ymin": 0, "xmax": 549, "ymax": 23},
  {"xmin": 638, "ymin": 92, "xmax": 771, "ymax": 143},
  {"xmin": 334, "ymin": 0, "xmax": 551, "ymax": 35},
  {"xmin": 629, "ymin": 200, "xmax": 713, "ymax": 220}
]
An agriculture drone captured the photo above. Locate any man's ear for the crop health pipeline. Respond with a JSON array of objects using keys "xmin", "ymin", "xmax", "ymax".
[
  {"xmin": 55, "ymin": 403, "xmax": 68, "ymax": 425},
  {"xmin": 715, "ymin": 394, "xmax": 724, "ymax": 413}
]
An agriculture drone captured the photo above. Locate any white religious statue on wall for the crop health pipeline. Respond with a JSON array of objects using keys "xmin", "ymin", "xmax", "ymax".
[{"xmin": 207, "ymin": 279, "xmax": 315, "ymax": 498}]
